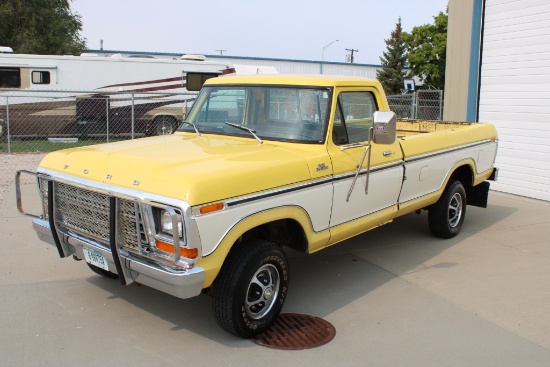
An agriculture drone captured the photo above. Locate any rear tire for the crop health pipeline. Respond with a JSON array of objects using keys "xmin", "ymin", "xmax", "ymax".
[
  {"xmin": 428, "ymin": 180, "xmax": 466, "ymax": 239},
  {"xmin": 86, "ymin": 263, "xmax": 119, "ymax": 279},
  {"xmin": 212, "ymin": 239, "xmax": 289, "ymax": 338}
]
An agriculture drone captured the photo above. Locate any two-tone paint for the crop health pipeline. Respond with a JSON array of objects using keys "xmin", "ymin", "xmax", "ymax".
[{"xmin": 20, "ymin": 75, "xmax": 498, "ymax": 296}]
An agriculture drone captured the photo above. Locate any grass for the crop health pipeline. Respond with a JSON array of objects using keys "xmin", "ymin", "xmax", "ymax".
[{"xmin": 0, "ymin": 138, "xmax": 127, "ymax": 153}]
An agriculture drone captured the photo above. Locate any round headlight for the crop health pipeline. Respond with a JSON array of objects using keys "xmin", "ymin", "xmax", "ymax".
[{"xmin": 160, "ymin": 210, "xmax": 183, "ymax": 237}]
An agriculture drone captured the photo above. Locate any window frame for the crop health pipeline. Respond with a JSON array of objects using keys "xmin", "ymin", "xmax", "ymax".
[
  {"xmin": 0, "ymin": 67, "xmax": 21, "ymax": 88},
  {"xmin": 332, "ymin": 91, "xmax": 379, "ymax": 146},
  {"xmin": 181, "ymin": 84, "xmax": 333, "ymax": 144},
  {"xmin": 31, "ymin": 70, "xmax": 51, "ymax": 85}
]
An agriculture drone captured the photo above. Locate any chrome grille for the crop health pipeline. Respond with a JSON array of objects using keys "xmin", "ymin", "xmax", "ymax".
[
  {"xmin": 54, "ymin": 182, "xmax": 142, "ymax": 250},
  {"xmin": 119, "ymin": 200, "xmax": 142, "ymax": 250},
  {"xmin": 38, "ymin": 177, "xmax": 49, "ymax": 220}
]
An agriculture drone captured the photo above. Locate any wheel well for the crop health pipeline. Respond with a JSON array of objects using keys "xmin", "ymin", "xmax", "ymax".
[
  {"xmin": 448, "ymin": 164, "xmax": 492, "ymax": 207},
  {"xmin": 237, "ymin": 219, "xmax": 308, "ymax": 253},
  {"xmin": 449, "ymin": 165, "xmax": 473, "ymax": 188}
]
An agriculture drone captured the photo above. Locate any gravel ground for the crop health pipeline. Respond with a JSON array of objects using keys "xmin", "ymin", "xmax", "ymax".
[{"xmin": 0, "ymin": 153, "xmax": 46, "ymax": 208}]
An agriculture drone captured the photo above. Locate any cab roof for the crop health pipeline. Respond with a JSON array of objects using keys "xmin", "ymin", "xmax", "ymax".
[{"xmin": 206, "ymin": 74, "xmax": 382, "ymax": 88}]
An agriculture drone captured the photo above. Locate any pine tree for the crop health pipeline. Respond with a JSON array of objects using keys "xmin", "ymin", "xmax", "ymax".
[{"xmin": 377, "ymin": 18, "xmax": 409, "ymax": 95}]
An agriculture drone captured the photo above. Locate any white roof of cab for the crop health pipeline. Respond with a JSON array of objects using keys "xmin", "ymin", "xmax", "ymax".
[{"xmin": 208, "ymin": 74, "xmax": 381, "ymax": 88}]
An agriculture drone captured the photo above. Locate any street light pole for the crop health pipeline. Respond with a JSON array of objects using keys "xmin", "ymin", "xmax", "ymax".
[{"xmin": 321, "ymin": 39, "xmax": 338, "ymax": 74}]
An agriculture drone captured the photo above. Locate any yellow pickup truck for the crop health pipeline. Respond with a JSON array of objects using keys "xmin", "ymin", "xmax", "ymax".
[{"xmin": 16, "ymin": 75, "xmax": 498, "ymax": 338}]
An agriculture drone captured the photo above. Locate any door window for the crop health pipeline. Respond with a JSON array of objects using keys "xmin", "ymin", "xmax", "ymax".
[{"xmin": 332, "ymin": 92, "xmax": 377, "ymax": 145}]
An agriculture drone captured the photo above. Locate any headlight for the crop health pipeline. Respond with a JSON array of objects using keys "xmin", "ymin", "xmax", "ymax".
[
  {"xmin": 156, "ymin": 207, "xmax": 198, "ymax": 260},
  {"xmin": 160, "ymin": 209, "xmax": 183, "ymax": 238}
]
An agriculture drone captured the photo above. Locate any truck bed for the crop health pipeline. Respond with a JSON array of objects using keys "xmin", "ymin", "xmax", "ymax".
[
  {"xmin": 396, "ymin": 119, "xmax": 479, "ymax": 138},
  {"xmin": 396, "ymin": 119, "xmax": 497, "ymax": 159}
]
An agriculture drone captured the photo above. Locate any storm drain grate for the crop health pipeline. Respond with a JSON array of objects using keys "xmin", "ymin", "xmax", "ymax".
[{"xmin": 252, "ymin": 313, "xmax": 336, "ymax": 350}]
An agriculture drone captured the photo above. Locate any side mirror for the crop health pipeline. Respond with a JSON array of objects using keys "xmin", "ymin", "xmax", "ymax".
[
  {"xmin": 372, "ymin": 111, "xmax": 397, "ymax": 145},
  {"xmin": 186, "ymin": 72, "xmax": 220, "ymax": 91}
]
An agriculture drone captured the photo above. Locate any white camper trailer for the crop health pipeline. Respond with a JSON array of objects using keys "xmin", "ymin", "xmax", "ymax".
[
  {"xmin": 0, "ymin": 52, "xmax": 238, "ymax": 90},
  {"xmin": 0, "ymin": 53, "xmax": 277, "ymax": 137}
]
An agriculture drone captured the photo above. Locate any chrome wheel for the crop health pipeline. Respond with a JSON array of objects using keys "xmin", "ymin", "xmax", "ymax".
[
  {"xmin": 428, "ymin": 180, "xmax": 467, "ymax": 239},
  {"xmin": 212, "ymin": 239, "xmax": 289, "ymax": 338},
  {"xmin": 448, "ymin": 192, "xmax": 463, "ymax": 228},
  {"xmin": 154, "ymin": 117, "xmax": 175, "ymax": 135},
  {"xmin": 245, "ymin": 264, "xmax": 280, "ymax": 320}
]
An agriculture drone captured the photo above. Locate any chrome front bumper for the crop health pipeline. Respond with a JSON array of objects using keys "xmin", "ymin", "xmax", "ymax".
[{"xmin": 33, "ymin": 217, "xmax": 205, "ymax": 299}]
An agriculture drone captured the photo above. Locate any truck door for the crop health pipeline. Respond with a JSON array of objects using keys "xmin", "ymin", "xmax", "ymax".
[{"xmin": 327, "ymin": 89, "xmax": 404, "ymax": 237}]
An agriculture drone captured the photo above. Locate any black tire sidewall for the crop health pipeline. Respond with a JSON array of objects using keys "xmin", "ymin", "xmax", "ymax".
[
  {"xmin": 429, "ymin": 180, "xmax": 466, "ymax": 238},
  {"xmin": 213, "ymin": 240, "xmax": 289, "ymax": 338},
  {"xmin": 236, "ymin": 249, "xmax": 289, "ymax": 335}
]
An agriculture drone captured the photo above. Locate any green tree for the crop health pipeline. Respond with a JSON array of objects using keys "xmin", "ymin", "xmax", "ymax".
[
  {"xmin": 0, "ymin": 0, "xmax": 86, "ymax": 55},
  {"xmin": 377, "ymin": 17, "xmax": 409, "ymax": 95},
  {"xmin": 404, "ymin": 10, "xmax": 448, "ymax": 90}
]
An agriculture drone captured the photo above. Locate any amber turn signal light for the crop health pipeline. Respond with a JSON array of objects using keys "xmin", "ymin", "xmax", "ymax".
[
  {"xmin": 156, "ymin": 240, "xmax": 198, "ymax": 259},
  {"xmin": 199, "ymin": 202, "xmax": 224, "ymax": 215}
]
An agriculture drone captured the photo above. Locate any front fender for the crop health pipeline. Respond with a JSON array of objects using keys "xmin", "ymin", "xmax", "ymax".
[{"xmin": 196, "ymin": 205, "xmax": 330, "ymax": 288}]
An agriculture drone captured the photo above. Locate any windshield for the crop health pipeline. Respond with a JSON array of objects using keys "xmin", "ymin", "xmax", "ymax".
[{"xmin": 179, "ymin": 85, "xmax": 331, "ymax": 143}]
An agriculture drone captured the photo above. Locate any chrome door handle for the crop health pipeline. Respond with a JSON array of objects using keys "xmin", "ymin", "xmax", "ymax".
[{"xmin": 383, "ymin": 150, "xmax": 395, "ymax": 156}]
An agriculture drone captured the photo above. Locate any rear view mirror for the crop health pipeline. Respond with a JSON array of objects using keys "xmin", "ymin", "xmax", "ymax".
[{"xmin": 372, "ymin": 111, "xmax": 397, "ymax": 145}]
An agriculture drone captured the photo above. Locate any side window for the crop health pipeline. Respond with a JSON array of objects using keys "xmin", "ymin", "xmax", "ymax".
[
  {"xmin": 332, "ymin": 92, "xmax": 377, "ymax": 145},
  {"xmin": 32, "ymin": 71, "xmax": 50, "ymax": 84},
  {"xmin": 0, "ymin": 68, "xmax": 20, "ymax": 88}
]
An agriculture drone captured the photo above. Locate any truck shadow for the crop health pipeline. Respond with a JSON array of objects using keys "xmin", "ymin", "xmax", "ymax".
[
  {"xmin": 85, "ymin": 197, "xmax": 517, "ymax": 346},
  {"xmin": 285, "ymin": 201, "xmax": 517, "ymax": 316}
]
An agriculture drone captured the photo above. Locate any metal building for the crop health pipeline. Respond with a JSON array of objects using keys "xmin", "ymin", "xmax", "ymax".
[
  {"xmin": 87, "ymin": 50, "xmax": 382, "ymax": 79},
  {"xmin": 445, "ymin": 0, "xmax": 550, "ymax": 201}
]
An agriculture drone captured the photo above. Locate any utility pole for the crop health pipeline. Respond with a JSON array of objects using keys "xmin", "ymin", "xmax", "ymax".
[
  {"xmin": 346, "ymin": 48, "xmax": 359, "ymax": 63},
  {"xmin": 215, "ymin": 50, "xmax": 227, "ymax": 56}
]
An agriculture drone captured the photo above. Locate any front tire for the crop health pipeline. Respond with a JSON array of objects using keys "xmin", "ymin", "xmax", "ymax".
[
  {"xmin": 428, "ymin": 180, "xmax": 466, "ymax": 239},
  {"xmin": 212, "ymin": 239, "xmax": 289, "ymax": 338}
]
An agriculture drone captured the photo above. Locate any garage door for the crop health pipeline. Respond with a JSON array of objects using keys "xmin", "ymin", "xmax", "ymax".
[{"xmin": 478, "ymin": 0, "xmax": 550, "ymax": 201}]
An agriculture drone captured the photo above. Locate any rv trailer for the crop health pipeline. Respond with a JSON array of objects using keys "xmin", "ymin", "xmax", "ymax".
[{"xmin": 0, "ymin": 52, "xmax": 277, "ymax": 139}]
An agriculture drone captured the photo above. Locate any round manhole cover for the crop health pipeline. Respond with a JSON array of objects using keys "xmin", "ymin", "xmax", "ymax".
[{"xmin": 252, "ymin": 313, "xmax": 336, "ymax": 350}]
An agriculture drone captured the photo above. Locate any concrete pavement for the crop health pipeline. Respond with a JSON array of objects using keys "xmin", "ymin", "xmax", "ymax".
[{"xmin": 1, "ymin": 183, "xmax": 549, "ymax": 366}]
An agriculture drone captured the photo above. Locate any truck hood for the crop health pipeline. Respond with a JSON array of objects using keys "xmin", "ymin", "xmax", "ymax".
[{"xmin": 39, "ymin": 134, "xmax": 312, "ymax": 205}]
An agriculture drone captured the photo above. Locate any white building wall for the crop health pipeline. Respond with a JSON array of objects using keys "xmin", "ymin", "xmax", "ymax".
[
  {"xmin": 91, "ymin": 51, "xmax": 383, "ymax": 81},
  {"xmin": 478, "ymin": 0, "xmax": 550, "ymax": 201},
  {"xmin": 209, "ymin": 56, "xmax": 381, "ymax": 78}
]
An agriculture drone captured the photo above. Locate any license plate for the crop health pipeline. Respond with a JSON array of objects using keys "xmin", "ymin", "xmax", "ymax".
[{"xmin": 83, "ymin": 248, "xmax": 109, "ymax": 271}]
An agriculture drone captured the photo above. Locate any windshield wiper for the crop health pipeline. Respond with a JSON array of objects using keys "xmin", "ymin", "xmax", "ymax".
[
  {"xmin": 182, "ymin": 121, "xmax": 201, "ymax": 136},
  {"xmin": 224, "ymin": 122, "xmax": 263, "ymax": 144}
]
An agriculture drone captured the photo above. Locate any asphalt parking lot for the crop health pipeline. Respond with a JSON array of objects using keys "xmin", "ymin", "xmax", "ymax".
[{"xmin": 1, "ymin": 184, "xmax": 549, "ymax": 366}]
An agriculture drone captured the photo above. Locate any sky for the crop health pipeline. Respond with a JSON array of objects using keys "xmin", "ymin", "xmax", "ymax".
[{"xmin": 71, "ymin": 0, "xmax": 448, "ymax": 65}]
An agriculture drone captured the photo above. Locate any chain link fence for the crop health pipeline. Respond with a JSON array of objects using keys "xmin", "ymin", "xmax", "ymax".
[
  {"xmin": 1, "ymin": 88, "xmax": 445, "ymax": 207},
  {"xmin": 0, "ymin": 89, "xmax": 195, "ymax": 206},
  {"xmin": 387, "ymin": 90, "xmax": 444, "ymax": 120}
]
